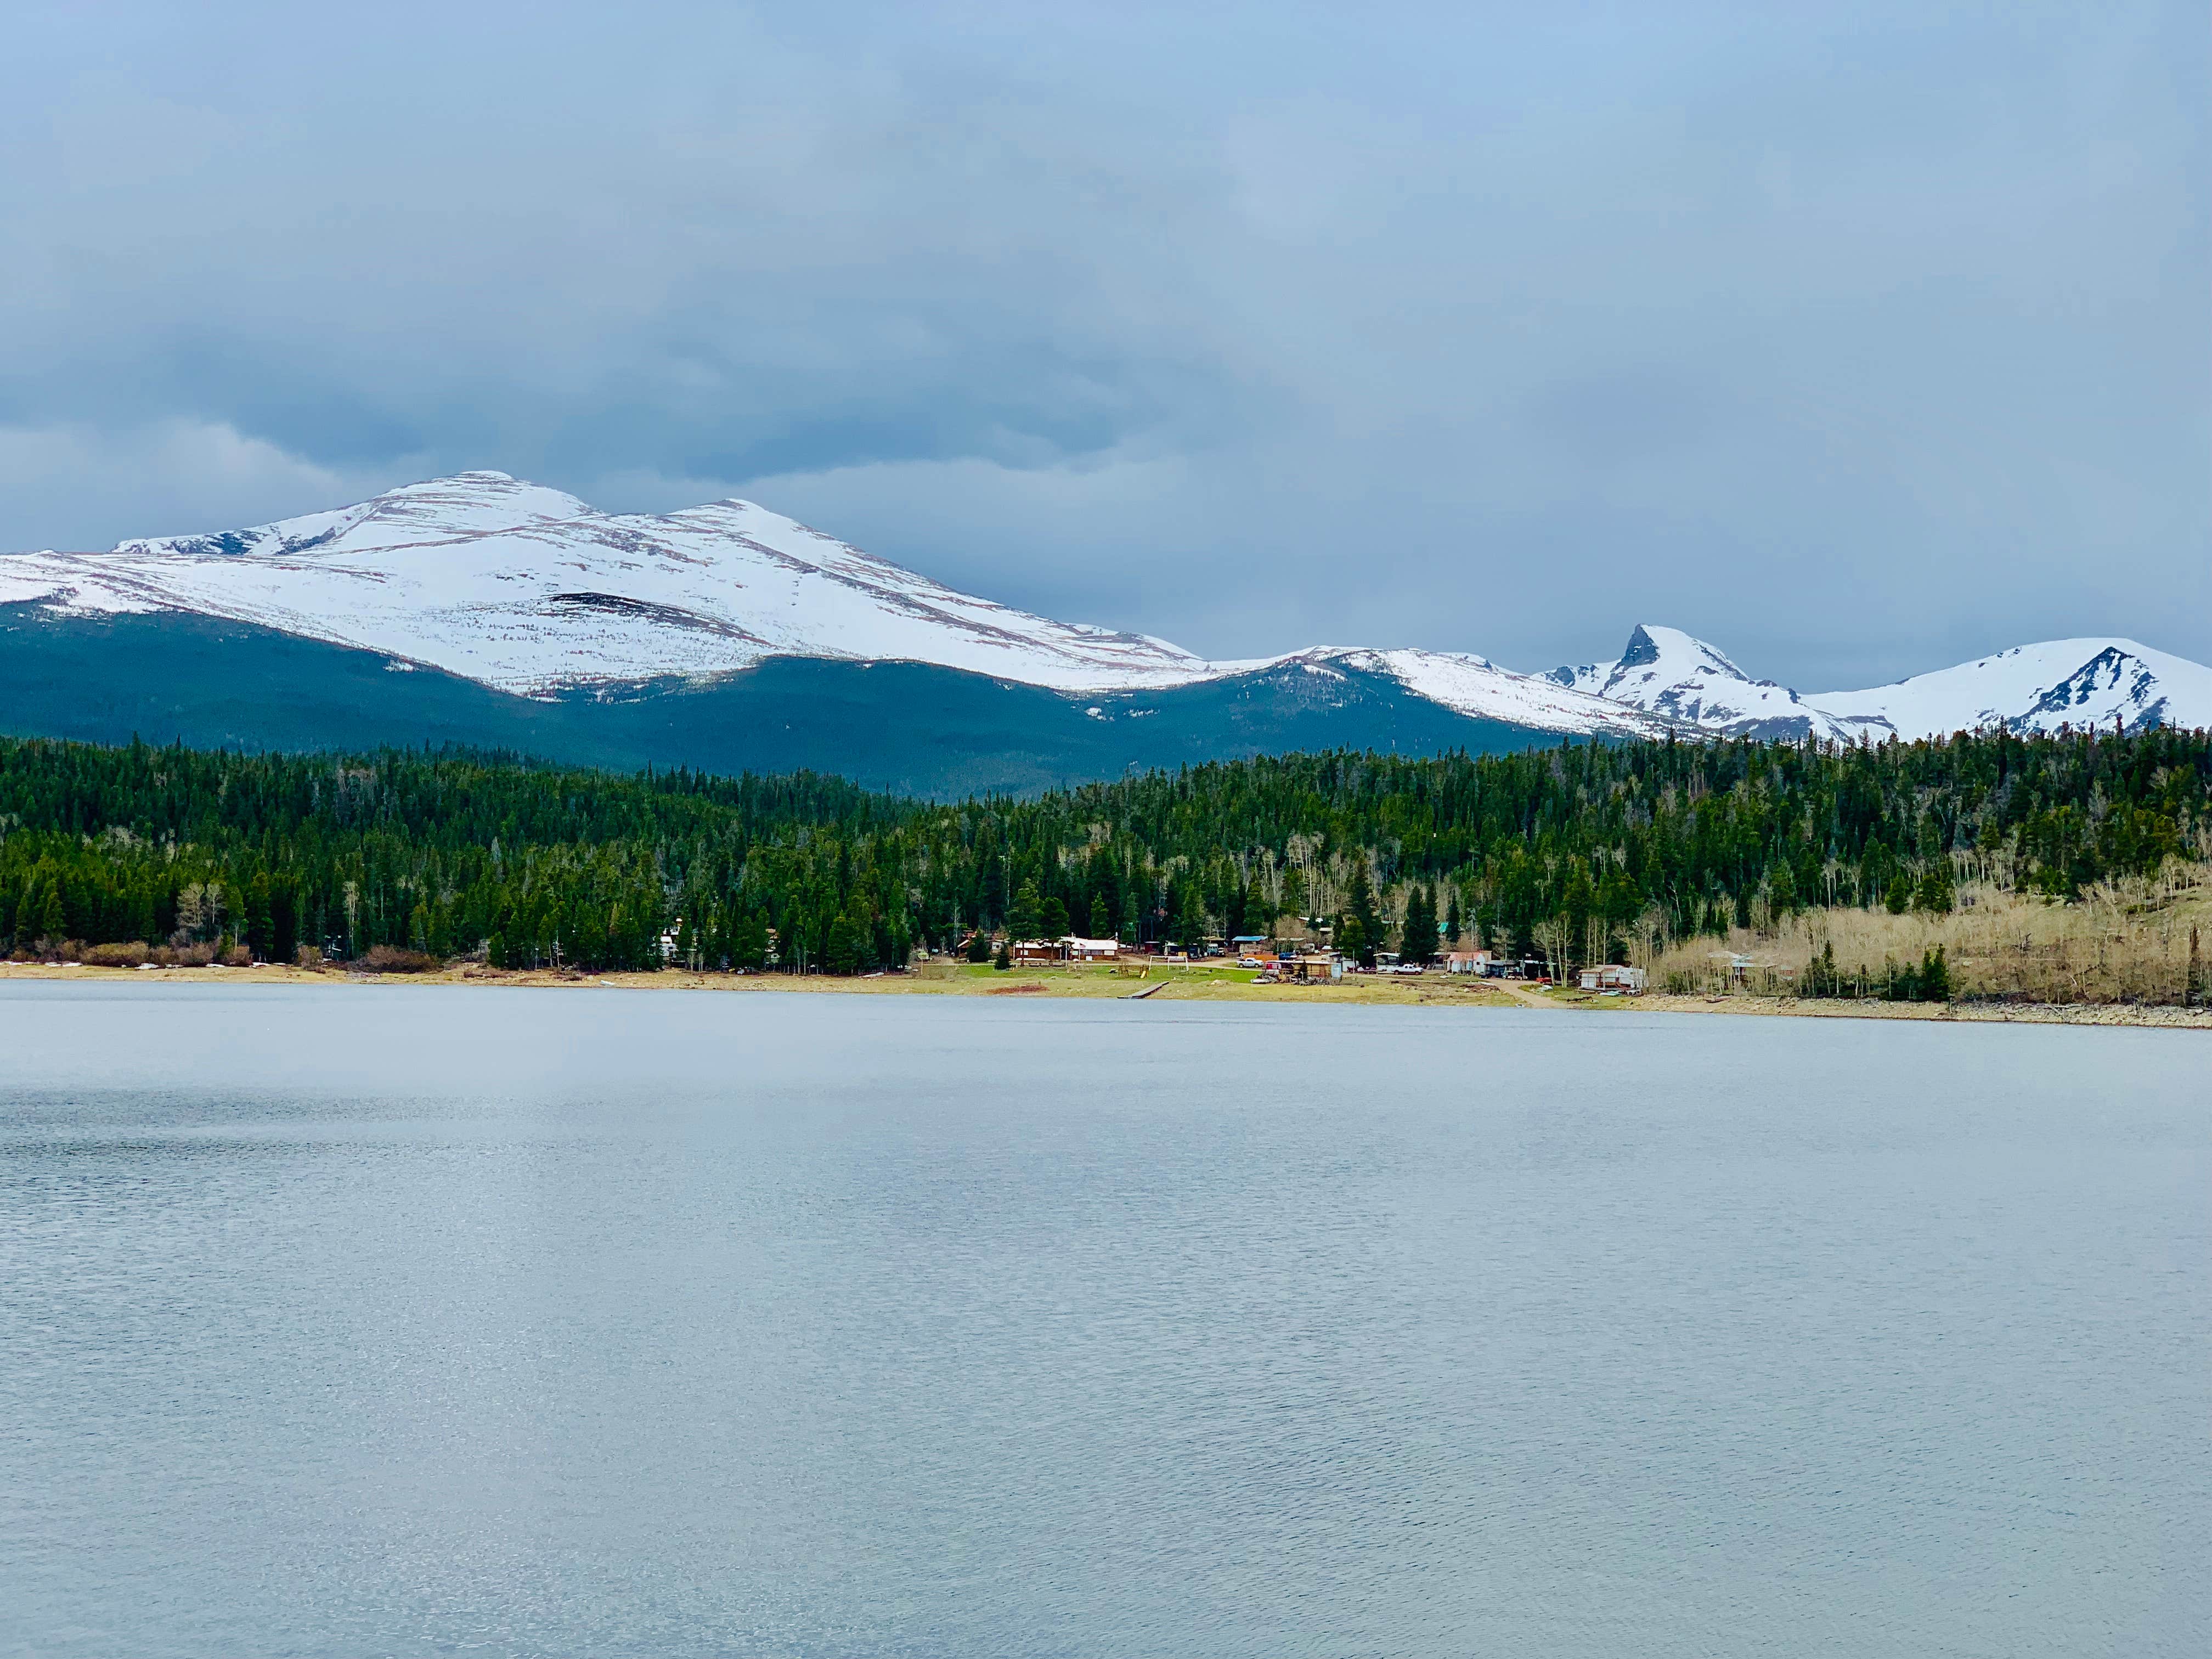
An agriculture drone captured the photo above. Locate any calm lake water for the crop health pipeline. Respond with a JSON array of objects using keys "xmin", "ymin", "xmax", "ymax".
[{"xmin": 1, "ymin": 983, "xmax": 2205, "ymax": 1657}]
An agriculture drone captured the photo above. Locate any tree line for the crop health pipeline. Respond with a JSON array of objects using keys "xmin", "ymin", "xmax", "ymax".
[{"xmin": 0, "ymin": 726, "xmax": 2205, "ymax": 974}]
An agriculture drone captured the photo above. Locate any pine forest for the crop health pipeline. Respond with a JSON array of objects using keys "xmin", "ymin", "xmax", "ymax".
[{"xmin": 1, "ymin": 729, "xmax": 2208, "ymax": 1003}]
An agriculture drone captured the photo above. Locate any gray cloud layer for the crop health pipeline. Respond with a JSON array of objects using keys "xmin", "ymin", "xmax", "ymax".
[{"xmin": 3, "ymin": 1, "xmax": 2204, "ymax": 686}]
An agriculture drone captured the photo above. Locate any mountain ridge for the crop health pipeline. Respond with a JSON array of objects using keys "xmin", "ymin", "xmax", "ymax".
[{"xmin": 4, "ymin": 472, "xmax": 2207, "ymax": 753}]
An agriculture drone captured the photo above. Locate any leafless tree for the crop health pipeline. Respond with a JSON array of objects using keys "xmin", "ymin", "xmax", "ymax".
[{"xmin": 1532, "ymin": 913, "xmax": 1575, "ymax": 984}]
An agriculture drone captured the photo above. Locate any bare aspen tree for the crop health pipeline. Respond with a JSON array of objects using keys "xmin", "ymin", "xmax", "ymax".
[{"xmin": 1532, "ymin": 914, "xmax": 1574, "ymax": 984}]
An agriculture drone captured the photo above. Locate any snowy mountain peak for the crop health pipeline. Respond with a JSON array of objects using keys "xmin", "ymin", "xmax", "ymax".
[
  {"xmin": 1803, "ymin": 638, "xmax": 2212, "ymax": 740},
  {"xmin": 2, "ymin": 472, "xmax": 2205, "ymax": 746},
  {"xmin": 1, "ymin": 473, "xmax": 1212, "ymax": 693},
  {"xmin": 111, "ymin": 471, "xmax": 600, "ymax": 563},
  {"xmin": 1551, "ymin": 623, "xmax": 1837, "ymax": 738},
  {"xmin": 1550, "ymin": 628, "xmax": 2212, "ymax": 742},
  {"xmin": 1612, "ymin": 624, "xmax": 1750, "ymax": 685},
  {"xmin": 2013, "ymin": 646, "xmax": 2171, "ymax": 733}
]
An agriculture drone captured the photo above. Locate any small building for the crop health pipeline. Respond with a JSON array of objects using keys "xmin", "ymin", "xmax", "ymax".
[
  {"xmin": 1285, "ymin": 952, "xmax": 1345, "ymax": 984},
  {"xmin": 1064, "ymin": 935, "xmax": 1120, "ymax": 961},
  {"xmin": 1010, "ymin": 939, "xmax": 1068, "ymax": 965},
  {"xmin": 1577, "ymin": 964, "xmax": 1648, "ymax": 993},
  {"xmin": 1445, "ymin": 950, "xmax": 1493, "ymax": 976}
]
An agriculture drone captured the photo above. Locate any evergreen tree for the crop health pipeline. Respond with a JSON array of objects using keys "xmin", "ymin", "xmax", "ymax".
[
  {"xmin": 826, "ymin": 910, "xmax": 865, "ymax": 975},
  {"xmin": 1334, "ymin": 913, "xmax": 1368, "ymax": 964},
  {"xmin": 245, "ymin": 875, "xmax": 274, "ymax": 960},
  {"xmin": 1223, "ymin": 881, "xmax": 1249, "ymax": 943},
  {"xmin": 1400, "ymin": 884, "xmax": 1437, "ymax": 964},
  {"xmin": 966, "ymin": 926, "xmax": 994, "ymax": 963},
  {"xmin": 1918, "ymin": 944, "xmax": 1952, "ymax": 1001},
  {"xmin": 1039, "ymin": 895, "xmax": 1070, "ymax": 939},
  {"xmin": 733, "ymin": 913, "xmax": 770, "ymax": 970},
  {"xmin": 1765, "ymin": 861, "xmax": 1798, "ymax": 916},
  {"xmin": 1474, "ymin": 898, "xmax": 1498, "ymax": 952},
  {"xmin": 1008, "ymin": 879, "xmax": 1044, "ymax": 942},
  {"xmin": 1166, "ymin": 873, "xmax": 1207, "ymax": 951},
  {"xmin": 269, "ymin": 885, "xmax": 298, "ymax": 963},
  {"xmin": 1801, "ymin": 940, "xmax": 1841, "ymax": 998},
  {"xmin": 1915, "ymin": 860, "xmax": 1956, "ymax": 915},
  {"xmin": 1345, "ymin": 859, "xmax": 1382, "ymax": 967}
]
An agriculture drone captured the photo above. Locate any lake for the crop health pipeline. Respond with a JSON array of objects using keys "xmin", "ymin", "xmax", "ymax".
[{"xmin": 1, "ymin": 982, "xmax": 2204, "ymax": 1657}]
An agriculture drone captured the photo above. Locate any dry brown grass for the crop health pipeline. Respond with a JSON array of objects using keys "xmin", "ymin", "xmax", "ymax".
[
  {"xmin": 353, "ymin": 944, "xmax": 443, "ymax": 974},
  {"xmin": 1649, "ymin": 858, "xmax": 2212, "ymax": 1006}
]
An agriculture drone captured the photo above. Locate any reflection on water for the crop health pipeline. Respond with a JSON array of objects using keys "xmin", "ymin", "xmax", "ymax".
[{"xmin": 1, "ymin": 983, "xmax": 2205, "ymax": 1657}]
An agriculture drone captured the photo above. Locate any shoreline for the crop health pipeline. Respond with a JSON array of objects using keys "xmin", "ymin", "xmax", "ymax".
[{"xmin": 2, "ymin": 959, "xmax": 2207, "ymax": 1029}]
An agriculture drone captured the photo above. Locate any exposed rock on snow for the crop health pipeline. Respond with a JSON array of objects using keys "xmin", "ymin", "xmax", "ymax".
[
  {"xmin": 1556, "ymin": 625, "xmax": 2212, "ymax": 741},
  {"xmin": 1548, "ymin": 625, "xmax": 1855, "ymax": 740}
]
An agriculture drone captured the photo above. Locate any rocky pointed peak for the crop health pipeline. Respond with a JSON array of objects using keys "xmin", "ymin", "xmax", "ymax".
[
  {"xmin": 1616, "ymin": 624, "xmax": 1664, "ymax": 670},
  {"xmin": 1618, "ymin": 624, "xmax": 1754, "ymax": 684}
]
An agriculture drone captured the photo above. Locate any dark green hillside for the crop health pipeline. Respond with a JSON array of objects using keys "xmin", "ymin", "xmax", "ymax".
[
  {"xmin": 0, "ymin": 605, "xmax": 1558, "ymax": 797},
  {"xmin": 1, "ymin": 725, "xmax": 2204, "ymax": 977}
]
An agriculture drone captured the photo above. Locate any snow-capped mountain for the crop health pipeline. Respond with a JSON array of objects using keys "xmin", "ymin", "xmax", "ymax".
[
  {"xmin": 0, "ymin": 472, "xmax": 1214, "ymax": 695},
  {"xmin": 1547, "ymin": 624, "xmax": 1856, "ymax": 740},
  {"xmin": 2, "ymin": 473, "xmax": 2205, "ymax": 752},
  {"xmin": 0, "ymin": 471, "xmax": 1663, "ymax": 737},
  {"xmin": 1555, "ymin": 624, "xmax": 2212, "ymax": 741},
  {"xmin": 1808, "ymin": 640, "xmax": 2212, "ymax": 740}
]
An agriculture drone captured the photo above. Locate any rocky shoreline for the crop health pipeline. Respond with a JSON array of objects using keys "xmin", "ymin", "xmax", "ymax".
[{"xmin": 1634, "ymin": 992, "xmax": 2212, "ymax": 1030}]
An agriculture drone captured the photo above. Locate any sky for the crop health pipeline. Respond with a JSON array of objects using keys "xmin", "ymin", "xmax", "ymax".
[{"xmin": 2, "ymin": 1, "xmax": 2205, "ymax": 688}]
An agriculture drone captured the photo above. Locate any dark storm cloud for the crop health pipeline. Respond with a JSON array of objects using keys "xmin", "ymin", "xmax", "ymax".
[{"xmin": 2, "ymin": 1, "xmax": 2204, "ymax": 686}]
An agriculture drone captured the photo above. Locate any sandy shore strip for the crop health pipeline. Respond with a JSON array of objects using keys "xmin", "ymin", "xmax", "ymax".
[{"xmin": 3, "ymin": 958, "xmax": 2209, "ymax": 1029}]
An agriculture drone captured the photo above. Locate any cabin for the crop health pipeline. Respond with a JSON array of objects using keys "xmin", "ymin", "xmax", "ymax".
[
  {"xmin": 1577, "ymin": 964, "xmax": 1648, "ymax": 993},
  {"xmin": 1445, "ymin": 950, "xmax": 1493, "ymax": 975},
  {"xmin": 1284, "ymin": 952, "xmax": 1345, "ymax": 984},
  {"xmin": 1009, "ymin": 939, "xmax": 1067, "ymax": 966},
  {"xmin": 1064, "ymin": 935, "xmax": 1120, "ymax": 961}
]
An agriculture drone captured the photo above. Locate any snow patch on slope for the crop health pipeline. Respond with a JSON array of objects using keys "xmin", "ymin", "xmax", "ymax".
[
  {"xmin": 0, "ymin": 473, "xmax": 1218, "ymax": 693},
  {"xmin": 1345, "ymin": 648, "xmax": 1671, "ymax": 738}
]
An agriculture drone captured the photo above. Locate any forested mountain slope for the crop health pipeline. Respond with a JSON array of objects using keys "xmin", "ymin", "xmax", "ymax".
[{"xmin": 2, "ymin": 730, "xmax": 2205, "ymax": 977}]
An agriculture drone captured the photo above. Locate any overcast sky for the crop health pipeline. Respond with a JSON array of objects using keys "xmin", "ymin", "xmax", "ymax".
[{"xmin": 3, "ymin": 1, "xmax": 2204, "ymax": 686}]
